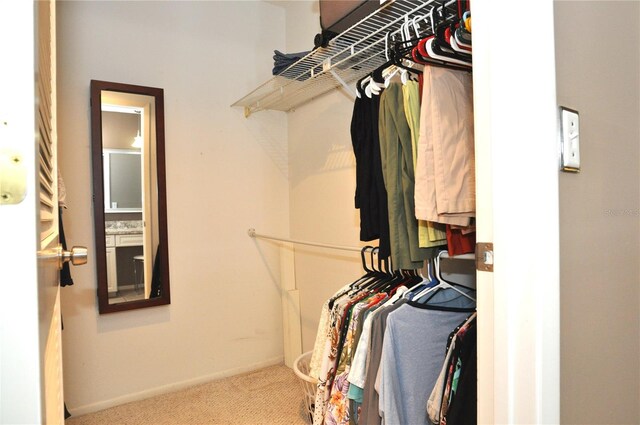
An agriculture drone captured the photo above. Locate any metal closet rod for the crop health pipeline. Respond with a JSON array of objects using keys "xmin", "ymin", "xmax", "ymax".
[{"xmin": 247, "ymin": 228, "xmax": 363, "ymax": 253}]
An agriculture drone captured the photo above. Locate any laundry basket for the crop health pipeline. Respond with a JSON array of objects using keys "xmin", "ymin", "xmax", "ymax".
[{"xmin": 293, "ymin": 351, "xmax": 317, "ymax": 424}]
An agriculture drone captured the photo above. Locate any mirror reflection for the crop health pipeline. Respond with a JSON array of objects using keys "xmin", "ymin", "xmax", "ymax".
[
  {"xmin": 104, "ymin": 149, "xmax": 142, "ymax": 212},
  {"xmin": 91, "ymin": 80, "xmax": 170, "ymax": 314}
]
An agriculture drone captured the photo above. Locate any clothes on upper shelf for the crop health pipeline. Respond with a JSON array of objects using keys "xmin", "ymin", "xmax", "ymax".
[
  {"xmin": 309, "ymin": 260, "xmax": 476, "ymax": 425},
  {"xmin": 272, "ymin": 49, "xmax": 311, "ymax": 75},
  {"xmin": 351, "ymin": 66, "xmax": 475, "ymax": 267}
]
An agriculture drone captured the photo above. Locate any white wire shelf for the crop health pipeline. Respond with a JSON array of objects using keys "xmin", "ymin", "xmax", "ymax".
[{"xmin": 232, "ymin": 0, "xmax": 457, "ymax": 116}]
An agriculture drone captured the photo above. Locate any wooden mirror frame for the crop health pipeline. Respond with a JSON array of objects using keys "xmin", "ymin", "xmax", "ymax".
[{"xmin": 90, "ymin": 80, "xmax": 171, "ymax": 314}]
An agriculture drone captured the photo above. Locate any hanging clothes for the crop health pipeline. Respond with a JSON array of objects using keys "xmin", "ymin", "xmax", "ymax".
[
  {"xmin": 440, "ymin": 320, "xmax": 477, "ymax": 424},
  {"xmin": 310, "ymin": 251, "xmax": 477, "ymax": 425},
  {"xmin": 313, "ymin": 292, "xmax": 362, "ymax": 425},
  {"xmin": 351, "ymin": 92, "xmax": 391, "ymax": 258},
  {"xmin": 326, "ymin": 9, "xmax": 477, "ymax": 424},
  {"xmin": 427, "ymin": 313, "xmax": 476, "ymax": 424},
  {"xmin": 358, "ymin": 298, "xmax": 408, "ymax": 425},
  {"xmin": 326, "ymin": 293, "xmax": 387, "ymax": 425},
  {"xmin": 378, "ymin": 303, "xmax": 474, "ymax": 425},
  {"xmin": 313, "ymin": 277, "xmax": 383, "ymax": 425},
  {"xmin": 312, "ymin": 259, "xmax": 418, "ymax": 425},
  {"xmin": 401, "ymin": 80, "xmax": 448, "ymax": 248},
  {"xmin": 446, "ymin": 224, "xmax": 476, "ymax": 256},
  {"xmin": 345, "ymin": 298, "xmax": 387, "ymax": 422},
  {"xmin": 310, "ymin": 299, "xmax": 334, "ymax": 380},
  {"xmin": 378, "ymin": 83, "xmax": 440, "ymax": 269},
  {"xmin": 414, "ymin": 66, "xmax": 475, "ymax": 227}
]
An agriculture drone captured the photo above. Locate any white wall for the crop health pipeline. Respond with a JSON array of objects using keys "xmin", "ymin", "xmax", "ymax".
[
  {"xmin": 289, "ymin": 91, "xmax": 364, "ymax": 350},
  {"xmin": 57, "ymin": 1, "xmax": 290, "ymax": 414},
  {"xmin": 280, "ymin": 0, "xmax": 366, "ymax": 351},
  {"xmin": 555, "ymin": 1, "xmax": 640, "ymax": 423}
]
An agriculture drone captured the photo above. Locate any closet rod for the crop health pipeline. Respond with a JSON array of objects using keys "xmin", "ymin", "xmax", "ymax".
[{"xmin": 247, "ymin": 228, "xmax": 363, "ymax": 252}]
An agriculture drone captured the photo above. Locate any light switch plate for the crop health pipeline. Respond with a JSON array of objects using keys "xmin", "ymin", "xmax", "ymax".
[{"xmin": 560, "ymin": 107, "xmax": 580, "ymax": 172}]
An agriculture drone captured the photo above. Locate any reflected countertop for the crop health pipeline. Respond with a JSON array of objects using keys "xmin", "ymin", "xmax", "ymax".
[{"xmin": 105, "ymin": 220, "xmax": 142, "ymax": 235}]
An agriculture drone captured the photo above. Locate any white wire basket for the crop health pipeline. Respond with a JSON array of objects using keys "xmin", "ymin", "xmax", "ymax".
[{"xmin": 293, "ymin": 351, "xmax": 317, "ymax": 424}]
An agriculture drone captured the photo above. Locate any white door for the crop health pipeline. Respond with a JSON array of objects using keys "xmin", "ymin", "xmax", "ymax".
[
  {"xmin": 472, "ymin": 1, "xmax": 560, "ymax": 423},
  {"xmin": 0, "ymin": 2, "xmax": 84, "ymax": 423}
]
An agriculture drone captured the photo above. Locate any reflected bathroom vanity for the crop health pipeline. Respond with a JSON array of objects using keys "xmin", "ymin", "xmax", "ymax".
[{"xmin": 105, "ymin": 221, "xmax": 144, "ymax": 300}]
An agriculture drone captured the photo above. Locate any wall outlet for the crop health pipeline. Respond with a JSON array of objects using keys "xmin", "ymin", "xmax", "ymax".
[{"xmin": 560, "ymin": 107, "xmax": 580, "ymax": 172}]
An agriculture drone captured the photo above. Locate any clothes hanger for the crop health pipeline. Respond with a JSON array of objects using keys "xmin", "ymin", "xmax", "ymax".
[
  {"xmin": 453, "ymin": 8, "xmax": 472, "ymax": 49},
  {"xmin": 369, "ymin": 251, "xmax": 394, "ymax": 289},
  {"xmin": 415, "ymin": 35, "xmax": 435, "ymax": 60},
  {"xmin": 364, "ymin": 64, "xmax": 386, "ymax": 97},
  {"xmin": 394, "ymin": 6, "xmax": 469, "ymax": 72},
  {"xmin": 428, "ymin": 5, "xmax": 472, "ymax": 66},
  {"xmin": 432, "ymin": 251, "xmax": 476, "ymax": 301},
  {"xmin": 361, "ymin": 245, "xmax": 374, "ymax": 274},
  {"xmin": 433, "ymin": 251, "xmax": 475, "ymax": 290},
  {"xmin": 425, "ymin": 38, "xmax": 472, "ymax": 67},
  {"xmin": 454, "ymin": 25, "xmax": 472, "ymax": 49},
  {"xmin": 403, "ymin": 259, "xmax": 438, "ymax": 299},
  {"xmin": 369, "ymin": 34, "xmax": 401, "ymax": 94},
  {"xmin": 390, "ymin": 41, "xmax": 424, "ymax": 75},
  {"xmin": 355, "ymin": 76, "xmax": 368, "ymax": 98},
  {"xmin": 341, "ymin": 246, "xmax": 378, "ymax": 299},
  {"xmin": 445, "ymin": 20, "xmax": 471, "ymax": 53},
  {"xmin": 360, "ymin": 33, "xmax": 393, "ymax": 95},
  {"xmin": 367, "ymin": 250, "xmax": 407, "ymax": 294},
  {"xmin": 394, "ymin": 33, "xmax": 468, "ymax": 72},
  {"xmin": 449, "ymin": 32, "xmax": 471, "ymax": 54},
  {"xmin": 379, "ymin": 252, "xmax": 425, "ymax": 293},
  {"xmin": 353, "ymin": 247, "xmax": 387, "ymax": 294},
  {"xmin": 410, "ymin": 258, "xmax": 439, "ymax": 300},
  {"xmin": 395, "ymin": 23, "xmax": 424, "ymax": 83},
  {"xmin": 352, "ymin": 246, "xmax": 383, "ymax": 292},
  {"xmin": 433, "ymin": 23, "xmax": 471, "ymax": 61},
  {"xmin": 383, "ymin": 30, "xmax": 406, "ymax": 87},
  {"xmin": 383, "ymin": 65, "xmax": 401, "ymax": 88},
  {"xmin": 378, "ymin": 273, "xmax": 416, "ymax": 307},
  {"xmin": 411, "ymin": 251, "xmax": 476, "ymax": 302}
]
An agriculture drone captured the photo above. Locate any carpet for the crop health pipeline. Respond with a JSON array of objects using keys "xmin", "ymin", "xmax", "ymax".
[{"xmin": 65, "ymin": 364, "xmax": 309, "ymax": 425}]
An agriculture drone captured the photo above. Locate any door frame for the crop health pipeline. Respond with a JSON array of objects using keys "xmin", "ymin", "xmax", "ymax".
[{"xmin": 473, "ymin": 1, "xmax": 560, "ymax": 423}]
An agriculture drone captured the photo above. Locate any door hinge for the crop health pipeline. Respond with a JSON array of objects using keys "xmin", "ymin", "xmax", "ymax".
[{"xmin": 476, "ymin": 242, "xmax": 494, "ymax": 272}]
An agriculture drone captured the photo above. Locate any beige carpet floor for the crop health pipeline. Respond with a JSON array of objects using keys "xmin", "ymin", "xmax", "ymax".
[{"xmin": 65, "ymin": 364, "xmax": 310, "ymax": 425}]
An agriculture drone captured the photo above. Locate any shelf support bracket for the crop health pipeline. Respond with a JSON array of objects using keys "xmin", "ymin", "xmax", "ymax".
[{"xmin": 329, "ymin": 70, "xmax": 356, "ymax": 99}]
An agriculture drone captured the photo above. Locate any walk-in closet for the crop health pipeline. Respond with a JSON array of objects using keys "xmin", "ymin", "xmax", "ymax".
[
  {"xmin": 241, "ymin": 2, "xmax": 481, "ymax": 423},
  {"xmin": 4, "ymin": 0, "xmax": 638, "ymax": 424}
]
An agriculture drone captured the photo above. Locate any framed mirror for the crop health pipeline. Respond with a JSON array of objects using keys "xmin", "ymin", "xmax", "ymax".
[{"xmin": 90, "ymin": 80, "xmax": 170, "ymax": 314}]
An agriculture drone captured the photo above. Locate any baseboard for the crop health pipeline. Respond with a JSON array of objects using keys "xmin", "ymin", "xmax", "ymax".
[{"xmin": 68, "ymin": 355, "xmax": 285, "ymax": 417}]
